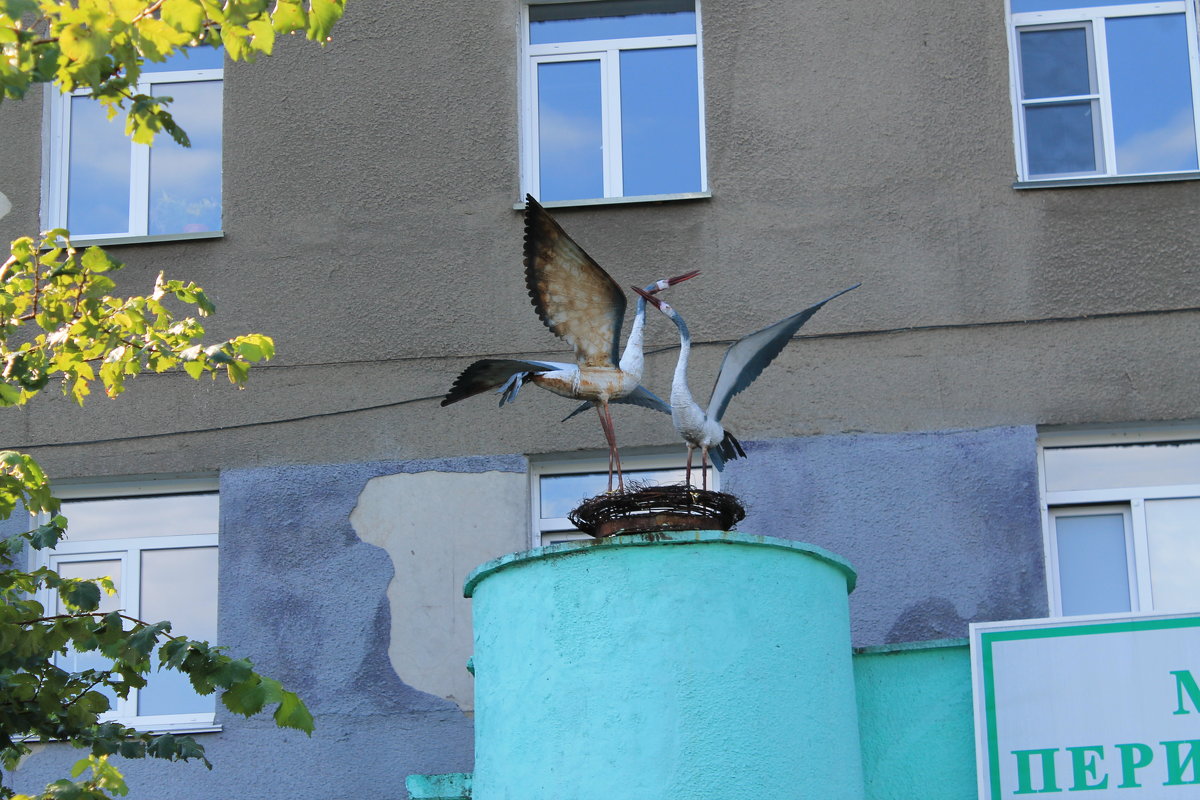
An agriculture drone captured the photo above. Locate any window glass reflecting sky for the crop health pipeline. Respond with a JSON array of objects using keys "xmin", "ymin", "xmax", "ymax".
[
  {"xmin": 149, "ymin": 80, "xmax": 223, "ymax": 234},
  {"xmin": 138, "ymin": 546, "xmax": 218, "ymax": 715},
  {"xmin": 1025, "ymin": 102, "xmax": 1098, "ymax": 174},
  {"xmin": 530, "ymin": 1, "xmax": 694, "ymax": 44},
  {"xmin": 1020, "ymin": 27, "xmax": 1091, "ymax": 99},
  {"xmin": 143, "ymin": 46, "xmax": 223, "ymax": 72},
  {"xmin": 67, "ymin": 96, "xmax": 132, "ymax": 235},
  {"xmin": 538, "ymin": 60, "xmax": 604, "ymax": 202},
  {"xmin": 1107, "ymin": 13, "xmax": 1198, "ymax": 173},
  {"xmin": 620, "ymin": 47, "xmax": 701, "ymax": 196},
  {"xmin": 1012, "ymin": 0, "xmax": 1160, "ymax": 12},
  {"xmin": 541, "ymin": 468, "xmax": 693, "ymax": 519}
]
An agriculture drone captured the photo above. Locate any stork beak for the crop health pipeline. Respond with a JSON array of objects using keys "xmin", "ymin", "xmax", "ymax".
[
  {"xmin": 632, "ymin": 285, "xmax": 665, "ymax": 309},
  {"xmin": 649, "ymin": 269, "xmax": 700, "ymax": 293}
]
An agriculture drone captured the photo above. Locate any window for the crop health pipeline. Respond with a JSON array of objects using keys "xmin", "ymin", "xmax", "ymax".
[
  {"xmin": 43, "ymin": 48, "xmax": 224, "ymax": 241},
  {"xmin": 531, "ymin": 452, "xmax": 713, "ymax": 546},
  {"xmin": 1040, "ymin": 435, "xmax": 1200, "ymax": 616},
  {"xmin": 38, "ymin": 483, "xmax": 219, "ymax": 732},
  {"xmin": 1007, "ymin": 0, "xmax": 1200, "ymax": 181},
  {"xmin": 521, "ymin": 0, "xmax": 707, "ymax": 203}
]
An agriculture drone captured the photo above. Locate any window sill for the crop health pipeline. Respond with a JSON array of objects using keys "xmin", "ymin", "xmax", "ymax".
[
  {"xmin": 22, "ymin": 723, "xmax": 221, "ymax": 742},
  {"xmin": 47, "ymin": 230, "xmax": 224, "ymax": 248},
  {"xmin": 1013, "ymin": 171, "xmax": 1200, "ymax": 190},
  {"xmin": 514, "ymin": 191, "xmax": 711, "ymax": 210}
]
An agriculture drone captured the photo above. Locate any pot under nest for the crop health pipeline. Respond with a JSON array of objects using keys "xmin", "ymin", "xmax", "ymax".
[{"xmin": 568, "ymin": 483, "xmax": 746, "ymax": 538}]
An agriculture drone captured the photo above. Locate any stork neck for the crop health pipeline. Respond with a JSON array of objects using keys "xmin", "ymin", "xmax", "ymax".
[
  {"xmin": 619, "ymin": 297, "xmax": 647, "ymax": 375},
  {"xmin": 669, "ymin": 310, "xmax": 692, "ymax": 390}
]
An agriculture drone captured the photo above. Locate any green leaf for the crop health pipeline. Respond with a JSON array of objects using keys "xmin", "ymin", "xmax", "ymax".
[
  {"xmin": 273, "ymin": 689, "xmax": 314, "ymax": 734},
  {"xmin": 306, "ymin": 0, "xmax": 344, "ymax": 41},
  {"xmin": 161, "ymin": 0, "xmax": 207, "ymax": 33}
]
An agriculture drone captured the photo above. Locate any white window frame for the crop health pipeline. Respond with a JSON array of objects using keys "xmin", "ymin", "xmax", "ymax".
[
  {"xmin": 530, "ymin": 450, "xmax": 716, "ymax": 547},
  {"xmin": 41, "ymin": 65, "xmax": 224, "ymax": 245},
  {"xmin": 520, "ymin": 0, "xmax": 709, "ymax": 205},
  {"xmin": 1006, "ymin": 0, "xmax": 1200, "ymax": 183},
  {"xmin": 35, "ymin": 477, "xmax": 220, "ymax": 734},
  {"xmin": 1038, "ymin": 428, "xmax": 1200, "ymax": 616}
]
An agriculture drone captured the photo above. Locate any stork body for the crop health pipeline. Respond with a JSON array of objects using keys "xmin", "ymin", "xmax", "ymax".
[
  {"xmin": 634, "ymin": 283, "xmax": 859, "ymax": 489},
  {"xmin": 442, "ymin": 195, "xmax": 697, "ymax": 490}
]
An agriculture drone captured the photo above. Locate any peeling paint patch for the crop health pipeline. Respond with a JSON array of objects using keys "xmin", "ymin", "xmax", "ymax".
[
  {"xmin": 350, "ymin": 470, "xmax": 528, "ymax": 713},
  {"xmin": 0, "ymin": 191, "xmax": 10, "ymax": 220}
]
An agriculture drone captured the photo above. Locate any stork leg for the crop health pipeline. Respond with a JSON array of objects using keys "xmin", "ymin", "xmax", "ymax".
[
  {"xmin": 685, "ymin": 446, "xmax": 694, "ymax": 489},
  {"xmin": 701, "ymin": 448, "xmax": 710, "ymax": 491},
  {"xmin": 596, "ymin": 402, "xmax": 624, "ymax": 492}
]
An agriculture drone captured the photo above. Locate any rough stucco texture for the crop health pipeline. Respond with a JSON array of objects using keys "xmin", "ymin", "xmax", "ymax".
[
  {"xmin": 10, "ymin": 457, "xmax": 522, "ymax": 799},
  {"xmin": 722, "ymin": 426, "xmax": 1047, "ymax": 646},
  {"xmin": 854, "ymin": 643, "xmax": 976, "ymax": 800}
]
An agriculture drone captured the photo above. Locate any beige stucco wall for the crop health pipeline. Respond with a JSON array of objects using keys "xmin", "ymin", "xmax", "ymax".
[{"xmin": 0, "ymin": 0, "xmax": 1197, "ymax": 479}]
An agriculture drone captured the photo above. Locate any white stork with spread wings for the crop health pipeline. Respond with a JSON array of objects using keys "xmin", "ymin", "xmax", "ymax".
[
  {"xmin": 442, "ymin": 195, "xmax": 697, "ymax": 491},
  {"xmin": 632, "ymin": 283, "xmax": 859, "ymax": 489}
]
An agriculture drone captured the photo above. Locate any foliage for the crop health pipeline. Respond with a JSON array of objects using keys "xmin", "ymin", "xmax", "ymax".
[
  {"xmin": 0, "ymin": 232, "xmax": 303, "ymax": 800},
  {"xmin": 1, "ymin": 0, "xmax": 346, "ymax": 145},
  {"xmin": 0, "ymin": 1, "xmax": 350, "ymax": 798}
]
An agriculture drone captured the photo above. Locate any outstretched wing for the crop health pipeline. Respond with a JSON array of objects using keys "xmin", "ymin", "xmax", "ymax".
[
  {"xmin": 441, "ymin": 358, "xmax": 566, "ymax": 406},
  {"xmin": 707, "ymin": 284, "xmax": 859, "ymax": 421},
  {"xmin": 524, "ymin": 195, "xmax": 625, "ymax": 369}
]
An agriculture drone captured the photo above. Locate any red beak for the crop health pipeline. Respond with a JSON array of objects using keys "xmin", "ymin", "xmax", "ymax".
[
  {"xmin": 632, "ymin": 285, "xmax": 665, "ymax": 308},
  {"xmin": 667, "ymin": 269, "xmax": 700, "ymax": 285}
]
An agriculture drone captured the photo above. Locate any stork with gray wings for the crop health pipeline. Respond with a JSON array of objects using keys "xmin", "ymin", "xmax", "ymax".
[
  {"xmin": 442, "ymin": 195, "xmax": 697, "ymax": 491},
  {"xmin": 632, "ymin": 283, "xmax": 859, "ymax": 489}
]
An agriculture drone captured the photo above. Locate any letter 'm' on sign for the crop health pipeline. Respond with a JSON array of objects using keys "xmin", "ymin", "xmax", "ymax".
[
  {"xmin": 1171, "ymin": 670, "xmax": 1200, "ymax": 715},
  {"xmin": 1162, "ymin": 739, "xmax": 1200, "ymax": 786},
  {"xmin": 1114, "ymin": 742, "xmax": 1153, "ymax": 789},
  {"xmin": 1013, "ymin": 748, "xmax": 1060, "ymax": 794}
]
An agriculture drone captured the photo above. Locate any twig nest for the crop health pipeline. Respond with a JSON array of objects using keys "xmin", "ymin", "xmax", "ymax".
[{"xmin": 568, "ymin": 482, "xmax": 746, "ymax": 538}]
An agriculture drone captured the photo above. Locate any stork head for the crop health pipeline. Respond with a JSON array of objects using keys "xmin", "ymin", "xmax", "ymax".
[
  {"xmin": 631, "ymin": 285, "xmax": 672, "ymax": 314},
  {"xmin": 645, "ymin": 269, "xmax": 700, "ymax": 294}
]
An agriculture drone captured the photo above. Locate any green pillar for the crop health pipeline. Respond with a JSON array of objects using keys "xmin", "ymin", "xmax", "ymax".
[{"xmin": 465, "ymin": 531, "xmax": 865, "ymax": 800}]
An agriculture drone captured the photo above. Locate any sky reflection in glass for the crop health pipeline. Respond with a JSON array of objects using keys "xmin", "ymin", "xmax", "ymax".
[
  {"xmin": 1056, "ymin": 513, "xmax": 1131, "ymax": 616},
  {"xmin": 620, "ymin": 47, "xmax": 701, "ymax": 196},
  {"xmin": 1012, "ymin": 0, "xmax": 1160, "ymax": 12},
  {"xmin": 1107, "ymin": 13, "xmax": 1198, "ymax": 173},
  {"xmin": 55, "ymin": 559, "xmax": 122, "ymax": 706},
  {"xmin": 143, "ymin": 47, "xmax": 224, "ymax": 72},
  {"xmin": 1145, "ymin": 498, "xmax": 1200, "ymax": 611},
  {"xmin": 540, "ymin": 468, "xmax": 696, "ymax": 519},
  {"xmin": 138, "ymin": 546, "xmax": 218, "ymax": 716},
  {"xmin": 149, "ymin": 81, "xmax": 222, "ymax": 235},
  {"xmin": 1020, "ymin": 27, "xmax": 1091, "ymax": 99},
  {"xmin": 1026, "ymin": 102, "xmax": 1097, "ymax": 174},
  {"xmin": 530, "ymin": 1, "xmax": 694, "ymax": 44},
  {"xmin": 538, "ymin": 60, "xmax": 604, "ymax": 202},
  {"xmin": 67, "ymin": 97, "xmax": 131, "ymax": 235}
]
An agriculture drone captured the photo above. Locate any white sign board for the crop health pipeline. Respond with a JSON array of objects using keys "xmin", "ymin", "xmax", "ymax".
[{"xmin": 971, "ymin": 613, "xmax": 1200, "ymax": 799}]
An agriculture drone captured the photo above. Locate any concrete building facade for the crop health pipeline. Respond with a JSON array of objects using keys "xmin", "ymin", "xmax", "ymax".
[{"xmin": 1, "ymin": 0, "xmax": 1198, "ymax": 796}]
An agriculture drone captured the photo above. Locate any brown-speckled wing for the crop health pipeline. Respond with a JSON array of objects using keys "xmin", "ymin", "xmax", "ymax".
[{"xmin": 524, "ymin": 195, "xmax": 625, "ymax": 368}]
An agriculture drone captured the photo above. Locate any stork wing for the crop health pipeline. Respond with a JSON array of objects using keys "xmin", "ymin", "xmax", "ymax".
[
  {"xmin": 441, "ymin": 358, "xmax": 566, "ymax": 406},
  {"xmin": 524, "ymin": 195, "xmax": 625, "ymax": 368},
  {"xmin": 707, "ymin": 284, "xmax": 859, "ymax": 421}
]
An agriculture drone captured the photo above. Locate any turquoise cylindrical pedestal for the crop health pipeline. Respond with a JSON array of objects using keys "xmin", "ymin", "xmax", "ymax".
[{"xmin": 464, "ymin": 531, "xmax": 865, "ymax": 800}]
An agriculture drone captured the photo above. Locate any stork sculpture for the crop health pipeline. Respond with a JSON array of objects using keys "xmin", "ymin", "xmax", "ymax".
[
  {"xmin": 632, "ymin": 283, "xmax": 860, "ymax": 489},
  {"xmin": 442, "ymin": 195, "xmax": 698, "ymax": 491}
]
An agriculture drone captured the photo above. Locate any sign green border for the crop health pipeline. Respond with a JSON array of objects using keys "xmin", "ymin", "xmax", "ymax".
[{"xmin": 978, "ymin": 615, "xmax": 1200, "ymax": 798}]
